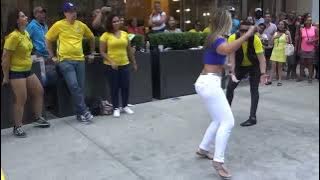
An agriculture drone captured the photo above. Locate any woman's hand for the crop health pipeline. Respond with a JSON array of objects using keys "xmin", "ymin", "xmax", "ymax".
[
  {"xmin": 111, "ymin": 62, "xmax": 118, "ymax": 70},
  {"xmin": 2, "ymin": 77, "xmax": 9, "ymax": 86},
  {"xmin": 260, "ymin": 74, "xmax": 269, "ymax": 85},
  {"xmin": 133, "ymin": 62, "xmax": 138, "ymax": 72},
  {"xmin": 230, "ymin": 74, "xmax": 240, "ymax": 83}
]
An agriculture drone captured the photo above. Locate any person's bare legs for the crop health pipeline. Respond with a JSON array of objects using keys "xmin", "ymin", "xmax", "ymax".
[
  {"xmin": 306, "ymin": 59, "xmax": 314, "ymax": 83},
  {"xmin": 10, "ymin": 79, "xmax": 27, "ymax": 127},
  {"xmin": 26, "ymin": 74, "xmax": 44, "ymax": 118},
  {"xmin": 277, "ymin": 62, "xmax": 283, "ymax": 85},
  {"xmin": 297, "ymin": 59, "xmax": 305, "ymax": 81},
  {"xmin": 271, "ymin": 61, "xmax": 277, "ymax": 82}
]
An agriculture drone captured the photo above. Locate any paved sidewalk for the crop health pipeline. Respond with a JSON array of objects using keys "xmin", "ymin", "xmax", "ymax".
[{"xmin": 1, "ymin": 80, "xmax": 319, "ymax": 180}]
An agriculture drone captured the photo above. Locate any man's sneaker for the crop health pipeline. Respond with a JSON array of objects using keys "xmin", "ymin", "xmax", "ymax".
[
  {"xmin": 13, "ymin": 126, "xmax": 27, "ymax": 138},
  {"xmin": 113, "ymin": 108, "xmax": 120, "ymax": 118},
  {"xmin": 76, "ymin": 111, "xmax": 93, "ymax": 124},
  {"xmin": 123, "ymin": 106, "xmax": 134, "ymax": 114},
  {"xmin": 33, "ymin": 116, "xmax": 50, "ymax": 128}
]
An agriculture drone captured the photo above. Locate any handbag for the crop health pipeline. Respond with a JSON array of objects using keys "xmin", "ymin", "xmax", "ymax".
[{"xmin": 285, "ymin": 43, "xmax": 295, "ymax": 56}]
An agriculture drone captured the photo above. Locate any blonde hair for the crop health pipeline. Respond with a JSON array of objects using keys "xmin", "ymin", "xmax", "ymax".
[{"xmin": 205, "ymin": 9, "xmax": 232, "ymax": 47}]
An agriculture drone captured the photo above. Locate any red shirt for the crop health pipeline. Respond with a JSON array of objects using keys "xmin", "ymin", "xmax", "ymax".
[{"xmin": 127, "ymin": 26, "xmax": 144, "ymax": 35}]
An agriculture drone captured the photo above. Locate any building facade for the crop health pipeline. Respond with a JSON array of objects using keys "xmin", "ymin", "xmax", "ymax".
[{"xmin": 1, "ymin": 0, "xmax": 319, "ymax": 37}]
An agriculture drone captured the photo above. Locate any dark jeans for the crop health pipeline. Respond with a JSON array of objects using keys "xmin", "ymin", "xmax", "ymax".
[
  {"xmin": 226, "ymin": 66, "xmax": 260, "ymax": 118},
  {"xmin": 44, "ymin": 64, "xmax": 58, "ymax": 87},
  {"xmin": 287, "ymin": 54, "xmax": 298, "ymax": 79},
  {"xmin": 105, "ymin": 65, "xmax": 130, "ymax": 109},
  {"xmin": 57, "ymin": 60, "xmax": 87, "ymax": 115}
]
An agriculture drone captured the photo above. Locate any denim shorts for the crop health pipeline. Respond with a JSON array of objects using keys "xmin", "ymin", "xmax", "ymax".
[{"xmin": 9, "ymin": 71, "xmax": 33, "ymax": 79}]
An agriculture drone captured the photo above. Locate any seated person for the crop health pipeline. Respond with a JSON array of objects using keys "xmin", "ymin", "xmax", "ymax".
[
  {"xmin": 127, "ymin": 17, "xmax": 145, "ymax": 35},
  {"xmin": 189, "ymin": 20, "xmax": 202, "ymax": 32},
  {"xmin": 164, "ymin": 16, "xmax": 182, "ymax": 33}
]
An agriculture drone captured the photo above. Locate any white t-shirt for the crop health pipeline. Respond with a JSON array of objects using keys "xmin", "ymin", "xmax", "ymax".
[
  {"xmin": 151, "ymin": 12, "xmax": 166, "ymax": 31},
  {"xmin": 164, "ymin": 28, "xmax": 182, "ymax": 33},
  {"xmin": 263, "ymin": 23, "xmax": 277, "ymax": 48}
]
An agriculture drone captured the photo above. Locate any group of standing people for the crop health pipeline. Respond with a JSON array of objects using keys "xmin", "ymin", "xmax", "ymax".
[
  {"xmin": 2, "ymin": 2, "xmax": 137, "ymax": 137},
  {"xmin": 1, "ymin": 2, "xmax": 318, "ymax": 180},
  {"xmin": 255, "ymin": 11, "xmax": 319, "ymax": 85},
  {"xmin": 194, "ymin": 7, "xmax": 319, "ymax": 179}
]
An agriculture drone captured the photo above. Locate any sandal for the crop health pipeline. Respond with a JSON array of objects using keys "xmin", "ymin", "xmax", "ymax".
[
  {"xmin": 265, "ymin": 81, "xmax": 272, "ymax": 85},
  {"xmin": 277, "ymin": 82, "xmax": 282, "ymax": 86},
  {"xmin": 196, "ymin": 148, "xmax": 213, "ymax": 160},
  {"xmin": 212, "ymin": 161, "xmax": 232, "ymax": 179}
]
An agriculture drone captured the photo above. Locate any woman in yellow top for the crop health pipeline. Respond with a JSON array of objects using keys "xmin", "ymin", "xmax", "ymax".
[
  {"xmin": 269, "ymin": 20, "xmax": 291, "ymax": 86},
  {"xmin": 2, "ymin": 10, "xmax": 50, "ymax": 138},
  {"xmin": 100, "ymin": 14, "xmax": 138, "ymax": 118}
]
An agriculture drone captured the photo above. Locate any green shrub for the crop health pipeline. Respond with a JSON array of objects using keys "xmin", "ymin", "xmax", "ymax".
[
  {"xmin": 149, "ymin": 32, "xmax": 210, "ymax": 50},
  {"xmin": 131, "ymin": 34, "xmax": 145, "ymax": 50}
]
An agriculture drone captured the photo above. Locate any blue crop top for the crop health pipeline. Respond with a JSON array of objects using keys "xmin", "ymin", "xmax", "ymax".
[{"xmin": 203, "ymin": 38, "xmax": 227, "ymax": 65}]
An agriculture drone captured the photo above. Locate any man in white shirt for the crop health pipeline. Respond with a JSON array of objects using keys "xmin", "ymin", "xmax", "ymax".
[
  {"xmin": 254, "ymin": 8, "xmax": 265, "ymax": 25},
  {"xmin": 148, "ymin": 1, "xmax": 167, "ymax": 33},
  {"xmin": 262, "ymin": 12, "xmax": 277, "ymax": 84}
]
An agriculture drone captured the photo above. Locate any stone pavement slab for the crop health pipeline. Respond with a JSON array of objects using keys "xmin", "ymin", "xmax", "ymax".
[{"xmin": 1, "ymin": 80, "xmax": 319, "ymax": 180}]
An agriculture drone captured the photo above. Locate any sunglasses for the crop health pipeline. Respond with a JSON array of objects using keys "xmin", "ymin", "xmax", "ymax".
[
  {"xmin": 239, "ymin": 29, "xmax": 248, "ymax": 33},
  {"xmin": 112, "ymin": 20, "xmax": 120, "ymax": 23}
]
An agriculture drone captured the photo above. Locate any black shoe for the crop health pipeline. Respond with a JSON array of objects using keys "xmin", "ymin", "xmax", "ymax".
[
  {"xmin": 33, "ymin": 116, "xmax": 50, "ymax": 128},
  {"xmin": 13, "ymin": 126, "xmax": 27, "ymax": 138},
  {"xmin": 240, "ymin": 118, "xmax": 257, "ymax": 127},
  {"xmin": 76, "ymin": 111, "xmax": 93, "ymax": 124}
]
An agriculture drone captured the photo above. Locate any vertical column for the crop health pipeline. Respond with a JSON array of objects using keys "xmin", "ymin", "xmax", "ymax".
[
  {"xmin": 312, "ymin": 0, "xmax": 319, "ymax": 22},
  {"xmin": 242, "ymin": 0, "xmax": 248, "ymax": 20}
]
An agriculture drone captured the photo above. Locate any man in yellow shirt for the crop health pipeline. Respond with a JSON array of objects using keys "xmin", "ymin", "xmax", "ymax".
[
  {"xmin": 46, "ymin": 2, "xmax": 95, "ymax": 124},
  {"xmin": 189, "ymin": 20, "xmax": 202, "ymax": 33},
  {"xmin": 226, "ymin": 21, "xmax": 267, "ymax": 127}
]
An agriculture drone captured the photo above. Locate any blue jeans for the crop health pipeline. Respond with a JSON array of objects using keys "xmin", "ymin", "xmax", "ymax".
[
  {"xmin": 105, "ymin": 65, "xmax": 130, "ymax": 109},
  {"xmin": 57, "ymin": 60, "xmax": 87, "ymax": 115}
]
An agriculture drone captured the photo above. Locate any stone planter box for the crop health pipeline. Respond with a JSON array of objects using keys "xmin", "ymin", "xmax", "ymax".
[{"xmin": 151, "ymin": 49, "xmax": 204, "ymax": 99}]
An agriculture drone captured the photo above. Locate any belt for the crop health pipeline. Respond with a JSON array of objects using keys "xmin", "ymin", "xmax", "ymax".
[{"xmin": 200, "ymin": 72, "xmax": 222, "ymax": 77}]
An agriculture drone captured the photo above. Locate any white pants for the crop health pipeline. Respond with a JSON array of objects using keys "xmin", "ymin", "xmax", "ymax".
[{"xmin": 195, "ymin": 74, "xmax": 235, "ymax": 163}]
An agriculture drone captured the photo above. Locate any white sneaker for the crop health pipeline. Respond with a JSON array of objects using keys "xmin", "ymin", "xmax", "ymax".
[
  {"xmin": 113, "ymin": 108, "xmax": 120, "ymax": 118},
  {"xmin": 123, "ymin": 106, "xmax": 134, "ymax": 114}
]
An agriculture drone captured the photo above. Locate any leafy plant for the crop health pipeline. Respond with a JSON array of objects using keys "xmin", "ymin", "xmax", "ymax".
[
  {"xmin": 131, "ymin": 34, "xmax": 144, "ymax": 50},
  {"xmin": 149, "ymin": 32, "xmax": 209, "ymax": 50}
]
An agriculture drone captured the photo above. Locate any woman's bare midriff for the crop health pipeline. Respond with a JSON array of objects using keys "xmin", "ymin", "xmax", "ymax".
[{"xmin": 202, "ymin": 64, "xmax": 224, "ymax": 74}]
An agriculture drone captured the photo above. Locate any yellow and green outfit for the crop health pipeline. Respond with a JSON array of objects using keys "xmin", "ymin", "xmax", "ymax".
[
  {"xmin": 189, "ymin": 29, "xmax": 202, "ymax": 33},
  {"xmin": 270, "ymin": 32, "xmax": 287, "ymax": 63},
  {"xmin": 203, "ymin": 27, "xmax": 211, "ymax": 33},
  {"xmin": 4, "ymin": 30, "xmax": 33, "ymax": 79},
  {"xmin": 100, "ymin": 31, "xmax": 131, "ymax": 109},
  {"xmin": 46, "ymin": 19, "xmax": 94, "ymax": 116},
  {"xmin": 46, "ymin": 19, "xmax": 94, "ymax": 61},
  {"xmin": 226, "ymin": 33, "xmax": 264, "ymax": 120}
]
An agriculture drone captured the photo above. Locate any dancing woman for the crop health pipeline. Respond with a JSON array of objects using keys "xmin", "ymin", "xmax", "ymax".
[{"xmin": 194, "ymin": 9, "xmax": 265, "ymax": 179}]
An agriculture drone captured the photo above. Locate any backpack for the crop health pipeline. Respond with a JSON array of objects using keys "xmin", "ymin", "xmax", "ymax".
[{"xmin": 86, "ymin": 97, "xmax": 113, "ymax": 116}]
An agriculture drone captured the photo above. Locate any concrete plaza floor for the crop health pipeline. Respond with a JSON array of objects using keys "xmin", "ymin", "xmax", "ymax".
[{"xmin": 1, "ymin": 80, "xmax": 319, "ymax": 180}]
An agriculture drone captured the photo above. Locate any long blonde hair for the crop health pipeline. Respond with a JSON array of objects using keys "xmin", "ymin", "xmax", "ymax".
[{"xmin": 205, "ymin": 9, "xmax": 232, "ymax": 48}]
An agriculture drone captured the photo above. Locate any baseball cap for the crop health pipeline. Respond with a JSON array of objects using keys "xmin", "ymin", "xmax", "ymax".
[
  {"xmin": 229, "ymin": 7, "xmax": 235, "ymax": 12},
  {"xmin": 255, "ymin": 8, "xmax": 262, "ymax": 12},
  {"xmin": 63, "ymin": 2, "xmax": 76, "ymax": 12}
]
